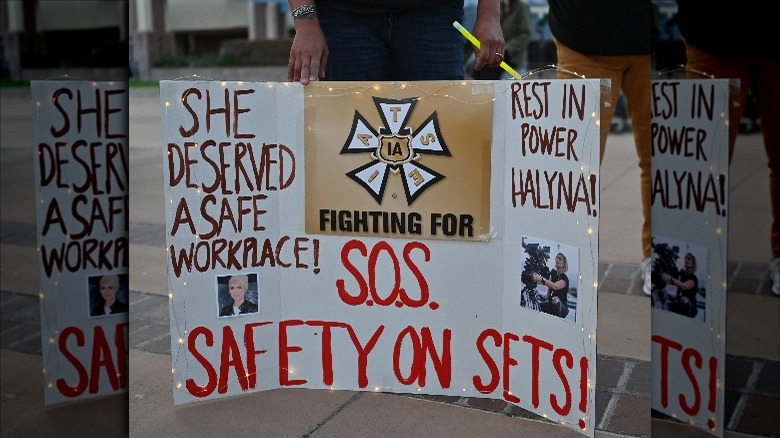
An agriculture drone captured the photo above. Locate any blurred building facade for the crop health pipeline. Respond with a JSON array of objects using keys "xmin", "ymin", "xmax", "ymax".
[
  {"xmin": 0, "ymin": 0, "xmax": 129, "ymax": 80},
  {"xmin": 0, "ymin": 0, "xmax": 291, "ymax": 81},
  {"xmin": 129, "ymin": 0, "xmax": 291, "ymax": 80}
]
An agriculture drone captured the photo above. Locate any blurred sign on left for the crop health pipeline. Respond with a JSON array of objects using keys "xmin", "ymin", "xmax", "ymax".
[{"xmin": 31, "ymin": 80, "xmax": 129, "ymax": 405}]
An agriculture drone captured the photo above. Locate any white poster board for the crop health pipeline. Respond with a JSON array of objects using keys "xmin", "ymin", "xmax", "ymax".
[
  {"xmin": 32, "ymin": 80, "xmax": 129, "ymax": 405},
  {"xmin": 161, "ymin": 79, "xmax": 600, "ymax": 436},
  {"xmin": 496, "ymin": 80, "xmax": 600, "ymax": 431},
  {"xmin": 650, "ymin": 78, "xmax": 729, "ymax": 436}
]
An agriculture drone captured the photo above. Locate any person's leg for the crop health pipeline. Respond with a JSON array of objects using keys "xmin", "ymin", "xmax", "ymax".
[
  {"xmin": 557, "ymin": 300, "xmax": 569, "ymax": 318},
  {"xmin": 669, "ymin": 300, "xmax": 692, "ymax": 317},
  {"xmin": 317, "ymin": 4, "xmax": 391, "ymax": 80},
  {"xmin": 555, "ymin": 41, "xmax": 653, "ymax": 292},
  {"xmin": 388, "ymin": 3, "xmax": 465, "ymax": 80},
  {"xmin": 553, "ymin": 38, "xmax": 623, "ymax": 162},
  {"xmin": 684, "ymin": 44, "xmax": 750, "ymax": 159},
  {"xmin": 621, "ymin": 54, "xmax": 652, "ymax": 259},
  {"xmin": 686, "ymin": 44, "xmax": 780, "ymax": 294},
  {"xmin": 689, "ymin": 301, "xmax": 698, "ymax": 319},
  {"xmin": 751, "ymin": 57, "xmax": 780, "ymax": 295},
  {"xmin": 750, "ymin": 58, "xmax": 780, "ymax": 260}
]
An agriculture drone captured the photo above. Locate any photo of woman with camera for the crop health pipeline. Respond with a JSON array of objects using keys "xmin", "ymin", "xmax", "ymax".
[
  {"xmin": 519, "ymin": 236, "xmax": 578, "ymax": 322},
  {"xmin": 533, "ymin": 252, "xmax": 570, "ymax": 319},
  {"xmin": 662, "ymin": 252, "xmax": 699, "ymax": 319}
]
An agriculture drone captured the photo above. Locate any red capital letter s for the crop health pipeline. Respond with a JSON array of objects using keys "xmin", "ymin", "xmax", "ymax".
[
  {"xmin": 56, "ymin": 326, "xmax": 88, "ymax": 397},
  {"xmin": 186, "ymin": 326, "xmax": 217, "ymax": 397}
]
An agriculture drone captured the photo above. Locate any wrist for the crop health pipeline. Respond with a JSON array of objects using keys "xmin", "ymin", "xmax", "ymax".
[
  {"xmin": 293, "ymin": 15, "xmax": 320, "ymax": 31},
  {"xmin": 292, "ymin": 4, "xmax": 317, "ymax": 21},
  {"xmin": 475, "ymin": 0, "xmax": 501, "ymax": 22}
]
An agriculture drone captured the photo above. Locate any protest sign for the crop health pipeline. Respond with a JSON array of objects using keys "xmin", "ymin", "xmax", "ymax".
[
  {"xmin": 496, "ymin": 79, "xmax": 601, "ymax": 431},
  {"xmin": 650, "ymin": 78, "xmax": 730, "ymax": 436},
  {"xmin": 32, "ymin": 80, "xmax": 129, "ymax": 405},
  {"xmin": 162, "ymin": 79, "xmax": 600, "ymax": 436}
]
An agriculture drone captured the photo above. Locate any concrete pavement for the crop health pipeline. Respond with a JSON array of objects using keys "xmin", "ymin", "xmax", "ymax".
[{"xmin": 1, "ymin": 83, "xmax": 778, "ymax": 438}]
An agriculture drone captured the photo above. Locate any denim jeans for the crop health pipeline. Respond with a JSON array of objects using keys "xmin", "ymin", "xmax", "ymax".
[{"xmin": 317, "ymin": 2, "xmax": 465, "ymax": 81}]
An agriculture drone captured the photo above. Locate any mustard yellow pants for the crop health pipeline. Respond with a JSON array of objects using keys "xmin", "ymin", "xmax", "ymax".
[{"xmin": 554, "ymin": 38, "xmax": 652, "ymax": 258}]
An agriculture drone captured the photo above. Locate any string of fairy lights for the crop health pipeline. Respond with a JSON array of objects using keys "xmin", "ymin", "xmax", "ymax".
[
  {"xmin": 25, "ymin": 70, "xmax": 733, "ymax": 434},
  {"xmin": 161, "ymin": 75, "xmax": 601, "ymax": 431},
  {"xmin": 701, "ymin": 77, "xmax": 729, "ymax": 433}
]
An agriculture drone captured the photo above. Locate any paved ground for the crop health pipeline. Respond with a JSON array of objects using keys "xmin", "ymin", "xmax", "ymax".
[{"xmin": 1, "ymin": 84, "xmax": 778, "ymax": 438}]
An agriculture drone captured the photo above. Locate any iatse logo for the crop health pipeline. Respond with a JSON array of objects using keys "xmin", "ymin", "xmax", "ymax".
[{"xmin": 341, "ymin": 97, "xmax": 451, "ymax": 205}]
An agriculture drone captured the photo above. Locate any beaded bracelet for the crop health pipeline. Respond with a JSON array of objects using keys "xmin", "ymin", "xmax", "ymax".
[{"xmin": 292, "ymin": 5, "xmax": 317, "ymax": 20}]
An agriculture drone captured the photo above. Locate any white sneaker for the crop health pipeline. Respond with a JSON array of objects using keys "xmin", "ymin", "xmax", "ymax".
[
  {"xmin": 770, "ymin": 257, "xmax": 780, "ymax": 296},
  {"xmin": 640, "ymin": 257, "xmax": 652, "ymax": 296}
]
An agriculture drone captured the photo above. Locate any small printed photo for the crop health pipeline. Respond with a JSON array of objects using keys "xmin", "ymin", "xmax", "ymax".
[
  {"xmin": 217, "ymin": 273, "xmax": 260, "ymax": 318},
  {"xmin": 519, "ymin": 235, "xmax": 579, "ymax": 323},
  {"xmin": 650, "ymin": 236, "xmax": 707, "ymax": 323},
  {"xmin": 88, "ymin": 273, "xmax": 129, "ymax": 317}
]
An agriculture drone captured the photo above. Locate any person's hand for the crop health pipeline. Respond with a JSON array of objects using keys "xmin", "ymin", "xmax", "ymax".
[
  {"xmin": 288, "ymin": 17, "xmax": 328, "ymax": 85},
  {"xmin": 661, "ymin": 272, "xmax": 671, "ymax": 283},
  {"xmin": 551, "ymin": 296, "xmax": 560, "ymax": 304},
  {"xmin": 532, "ymin": 273, "xmax": 541, "ymax": 282},
  {"xmin": 471, "ymin": 8, "xmax": 504, "ymax": 71}
]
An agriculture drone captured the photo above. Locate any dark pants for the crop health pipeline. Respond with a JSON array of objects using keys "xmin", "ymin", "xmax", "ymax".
[{"xmin": 317, "ymin": 2, "xmax": 465, "ymax": 81}]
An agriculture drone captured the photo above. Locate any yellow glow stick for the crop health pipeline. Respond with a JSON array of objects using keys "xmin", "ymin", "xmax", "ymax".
[{"xmin": 453, "ymin": 21, "xmax": 521, "ymax": 79}]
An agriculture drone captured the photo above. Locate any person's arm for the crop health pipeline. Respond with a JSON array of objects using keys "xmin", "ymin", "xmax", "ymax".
[
  {"xmin": 541, "ymin": 276, "xmax": 566, "ymax": 291},
  {"xmin": 287, "ymin": 2, "xmax": 328, "ymax": 84},
  {"xmin": 532, "ymin": 272, "xmax": 565, "ymax": 299},
  {"xmin": 670, "ymin": 276, "xmax": 695, "ymax": 291},
  {"xmin": 471, "ymin": 0, "xmax": 504, "ymax": 71}
]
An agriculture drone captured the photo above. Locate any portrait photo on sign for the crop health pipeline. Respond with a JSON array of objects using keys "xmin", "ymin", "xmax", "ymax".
[
  {"xmin": 650, "ymin": 237, "xmax": 707, "ymax": 323},
  {"xmin": 88, "ymin": 273, "xmax": 129, "ymax": 317},
  {"xmin": 216, "ymin": 273, "xmax": 260, "ymax": 318},
  {"xmin": 519, "ymin": 236, "xmax": 578, "ymax": 323}
]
